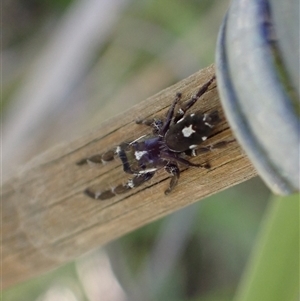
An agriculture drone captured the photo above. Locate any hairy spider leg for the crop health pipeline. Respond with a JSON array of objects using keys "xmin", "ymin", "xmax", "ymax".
[
  {"xmin": 173, "ymin": 75, "xmax": 216, "ymax": 123},
  {"xmin": 185, "ymin": 139, "xmax": 235, "ymax": 157},
  {"xmin": 160, "ymin": 151, "xmax": 210, "ymax": 169},
  {"xmin": 164, "ymin": 162, "xmax": 180, "ymax": 195},
  {"xmin": 158, "ymin": 92, "xmax": 182, "ymax": 137},
  {"xmin": 76, "ymin": 149, "xmax": 116, "ymax": 165},
  {"xmin": 84, "ymin": 172, "xmax": 155, "ymax": 200},
  {"xmin": 136, "ymin": 118, "xmax": 164, "ymax": 135},
  {"xmin": 136, "ymin": 92, "xmax": 182, "ymax": 136}
]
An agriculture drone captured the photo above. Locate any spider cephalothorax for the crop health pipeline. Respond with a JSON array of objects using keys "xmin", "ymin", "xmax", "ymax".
[{"xmin": 77, "ymin": 75, "xmax": 228, "ymax": 200}]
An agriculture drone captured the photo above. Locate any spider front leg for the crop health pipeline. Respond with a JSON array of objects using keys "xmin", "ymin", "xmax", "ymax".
[
  {"xmin": 76, "ymin": 148, "xmax": 116, "ymax": 165},
  {"xmin": 84, "ymin": 171, "xmax": 155, "ymax": 200},
  {"xmin": 159, "ymin": 92, "xmax": 182, "ymax": 136},
  {"xmin": 136, "ymin": 118, "xmax": 164, "ymax": 135},
  {"xmin": 136, "ymin": 91, "xmax": 182, "ymax": 136},
  {"xmin": 164, "ymin": 162, "xmax": 180, "ymax": 195},
  {"xmin": 173, "ymin": 75, "xmax": 216, "ymax": 123}
]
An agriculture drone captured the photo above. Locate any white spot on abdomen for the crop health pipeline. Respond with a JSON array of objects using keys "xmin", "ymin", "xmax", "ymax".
[
  {"xmin": 203, "ymin": 114, "xmax": 214, "ymax": 128},
  {"xmin": 182, "ymin": 124, "xmax": 196, "ymax": 137},
  {"xmin": 205, "ymin": 122, "xmax": 213, "ymax": 128}
]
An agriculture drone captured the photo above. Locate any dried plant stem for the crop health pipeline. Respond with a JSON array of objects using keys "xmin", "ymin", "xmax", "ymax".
[{"xmin": 2, "ymin": 64, "xmax": 257, "ymax": 288}]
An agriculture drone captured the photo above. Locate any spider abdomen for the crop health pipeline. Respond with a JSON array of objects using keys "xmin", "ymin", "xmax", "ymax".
[{"xmin": 165, "ymin": 111, "xmax": 220, "ymax": 152}]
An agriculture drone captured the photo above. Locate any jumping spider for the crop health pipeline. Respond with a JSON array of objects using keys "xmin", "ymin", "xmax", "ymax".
[{"xmin": 77, "ymin": 75, "xmax": 229, "ymax": 200}]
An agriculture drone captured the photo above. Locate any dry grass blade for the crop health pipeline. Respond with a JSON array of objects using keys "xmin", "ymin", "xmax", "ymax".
[{"xmin": 2, "ymin": 64, "xmax": 257, "ymax": 288}]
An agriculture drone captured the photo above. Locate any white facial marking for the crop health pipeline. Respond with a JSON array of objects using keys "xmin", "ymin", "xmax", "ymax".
[
  {"xmin": 205, "ymin": 122, "xmax": 213, "ymax": 128},
  {"xmin": 191, "ymin": 149, "xmax": 197, "ymax": 156},
  {"xmin": 182, "ymin": 124, "xmax": 196, "ymax": 137},
  {"xmin": 203, "ymin": 114, "xmax": 208, "ymax": 121},
  {"xmin": 202, "ymin": 136, "xmax": 207, "ymax": 141},
  {"xmin": 190, "ymin": 113, "xmax": 195, "ymax": 117},
  {"xmin": 189, "ymin": 144, "xmax": 197, "ymax": 149},
  {"xmin": 176, "ymin": 117, "xmax": 185, "ymax": 123},
  {"xmin": 135, "ymin": 150, "xmax": 148, "ymax": 160}
]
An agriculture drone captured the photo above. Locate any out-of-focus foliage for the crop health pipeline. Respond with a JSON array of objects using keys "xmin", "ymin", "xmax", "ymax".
[
  {"xmin": 3, "ymin": 0, "xmax": 298, "ymax": 301},
  {"xmin": 3, "ymin": 0, "xmax": 229, "ymax": 171}
]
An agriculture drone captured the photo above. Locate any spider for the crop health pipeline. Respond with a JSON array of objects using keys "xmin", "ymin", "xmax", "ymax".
[{"xmin": 77, "ymin": 75, "xmax": 229, "ymax": 200}]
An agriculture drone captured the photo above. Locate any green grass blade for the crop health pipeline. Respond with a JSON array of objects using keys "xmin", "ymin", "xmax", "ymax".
[{"xmin": 234, "ymin": 193, "xmax": 299, "ymax": 301}]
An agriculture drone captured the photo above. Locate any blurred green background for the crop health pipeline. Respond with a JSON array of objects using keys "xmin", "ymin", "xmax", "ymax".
[{"xmin": 2, "ymin": 0, "xmax": 299, "ymax": 300}]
